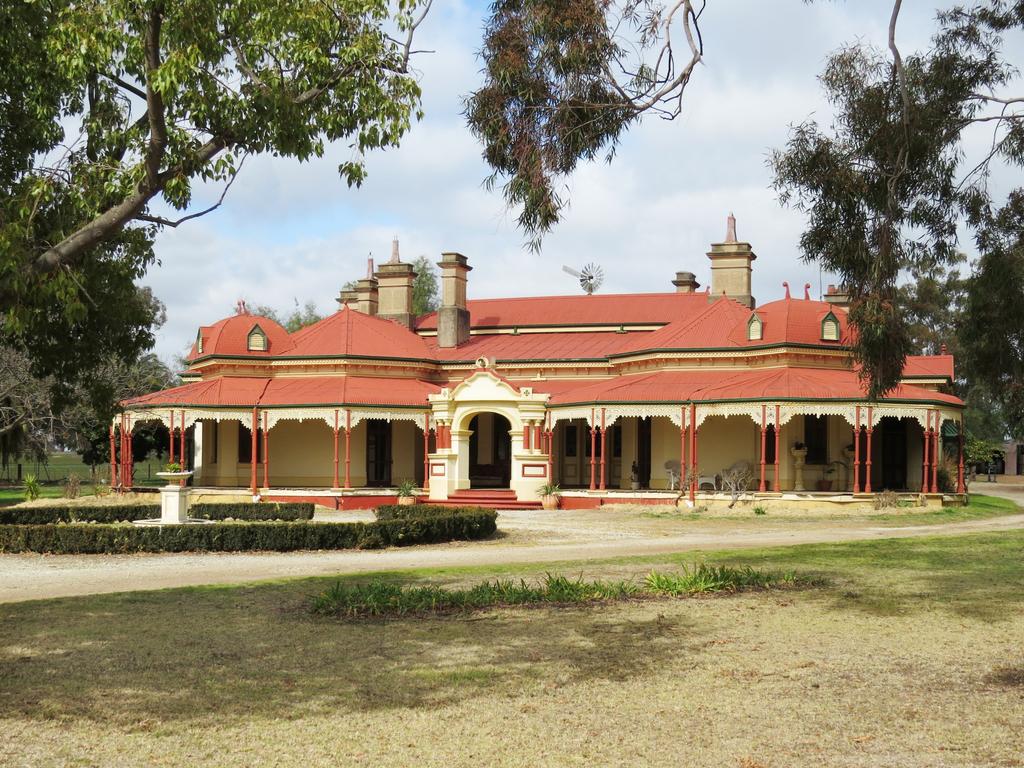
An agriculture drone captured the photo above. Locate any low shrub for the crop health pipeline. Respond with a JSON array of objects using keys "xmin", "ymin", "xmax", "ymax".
[
  {"xmin": 375, "ymin": 504, "xmax": 492, "ymax": 521},
  {"xmin": 23, "ymin": 475, "xmax": 40, "ymax": 502},
  {"xmin": 190, "ymin": 502, "xmax": 315, "ymax": 521},
  {"xmin": 872, "ymin": 490, "xmax": 902, "ymax": 510},
  {"xmin": 0, "ymin": 509, "xmax": 497, "ymax": 554},
  {"xmin": 753, "ymin": 506, "xmax": 767, "ymax": 516},
  {"xmin": 312, "ymin": 565, "xmax": 804, "ymax": 618},
  {"xmin": 644, "ymin": 564, "xmax": 796, "ymax": 594},
  {"xmin": 0, "ymin": 505, "xmax": 159, "ymax": 525},
  {"xmin": 62, "ymin": 474, "xmax": 82, "ymax": 500}
]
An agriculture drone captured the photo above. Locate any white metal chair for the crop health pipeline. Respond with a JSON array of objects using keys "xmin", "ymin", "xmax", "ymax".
[{"xmin": 663, "ymin": 460, "xmax": 681, "ymax": 491}]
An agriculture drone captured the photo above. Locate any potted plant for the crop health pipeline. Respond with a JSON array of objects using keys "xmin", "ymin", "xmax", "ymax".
[
  {"xmin": 538, "ymin": 482, "xmax": 561, "ymax": 510},
  {"xmin": 396, "ymin": 479, "xmax": 418, "ymax": 505},
  {"xmin": 816, "ymin": 463, "xmax": 836, "ymax": 492},
  {"xmin": 156, "ymin": 461, "xmax": 193, "ymax": 487}
]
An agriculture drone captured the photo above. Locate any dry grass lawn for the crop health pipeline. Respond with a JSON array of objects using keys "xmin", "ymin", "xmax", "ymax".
[{"xmin": 1, "ymin": 531, "xmax": 1023, "ymax": 767}]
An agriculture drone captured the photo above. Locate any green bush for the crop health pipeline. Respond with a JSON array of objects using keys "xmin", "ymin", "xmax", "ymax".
[
  {"xmin": 0, "ymin": 505, "xmax": 159, "ymax": 525},
  {"xmin": 936, "ymin": 467, "xmax": 956, "ymax": 494},
  {"xmin": 0, "ymin": 509, "xmax": 497, "ymax": 554},
  {"xmin": 375, "ymin": 503, "xmax": 494, "ymax": 521},
  {"xmin": 190, "ymin": 502, "xmax": 315, "ymax": 521}
]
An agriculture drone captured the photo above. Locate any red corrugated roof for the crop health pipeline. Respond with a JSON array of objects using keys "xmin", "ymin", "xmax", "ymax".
[
  {"xmin": 902, "ymin": 355, "xmax": 954, "ymax": 379},
  {"xmin": 125, "ymin": 377, "xmax": 271, "ymax": 408},
  {"xmin": 125, "ymin": 376, "xmax": 437, "ymax": 409},
  {"xmin": 414, "ymin": 292, "xmax": 709, "ymax": 330},
  {"xmin": 288, "ymin": 307, "xmax": 431, "ymax": 359},
  {"xmin": 423, "ymin": 331, "xmax": 639, "ymax": 361},
  {"xmin": 548, "ymin": 368, "xmax": 963, "ymax": 406},
  {"xmin": 188, "ymin": 314, "xmax": 293, "ymax": 360}
]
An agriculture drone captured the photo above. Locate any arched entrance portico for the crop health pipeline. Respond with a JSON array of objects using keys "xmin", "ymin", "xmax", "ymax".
[{"xmin": 468, "ymin": 413, "xmax": 512, "ymax": 488}]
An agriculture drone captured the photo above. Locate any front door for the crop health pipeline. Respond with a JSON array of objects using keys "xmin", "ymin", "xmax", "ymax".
[
  {"xmin": 880, "ymin": 418, "xmax": 907, "ymax": 490},
  {"xmin": 366, "ymin": 419, "xmax": 392, "ymax": 487}
]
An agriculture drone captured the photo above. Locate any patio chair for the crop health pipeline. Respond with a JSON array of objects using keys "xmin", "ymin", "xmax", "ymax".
[{"xmin": 663, "ymin": 460, "xmax": 681, "ymax": 491}]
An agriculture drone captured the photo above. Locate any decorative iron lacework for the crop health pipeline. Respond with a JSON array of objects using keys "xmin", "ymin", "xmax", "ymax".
[{"xmin": 123, "ymin": 407, "xmax": 428, "ymax": 431}]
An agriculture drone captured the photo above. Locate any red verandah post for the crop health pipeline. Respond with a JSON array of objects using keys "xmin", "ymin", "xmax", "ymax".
[
  {"xmin": 599, "ymin": 408, "xmax": 607, "ymax": 491},
  {"xmin": 179, "ymin": 410, "xmax": 186, "ymax": 470},
  {"xmin": 931, "ymin": 411, "xmax": 940, "ymax": 494},
  {"xmin": 759, "ymin": 404, "xmax": 767, "ymax": 492},
  {"xmin": 249, "ymin": 407, "xmax": 258, "ymax": 495},
  {"xmin": 333, "ymin": 409, "xmax": 340, "ymax": 489},
  {"xmin": 344, "ymin": 409, "xmax": 352, "ymax": 489},
  {"xmin": 689, "ymin": 403, "xmax": 697, "ymax": 502},
  {"xmin": 865, "ymin": 407, "xmax": 873, "ymax": 494},
  {"xmin": 262, "ymin": 411, "xmax": 269, "ymax": 489},
  {"xmin": 773, "ymin": 405, "xmax": 781, "ymax": 492},
  {"xmin": 423, "ymin": 413, "xmax": 430, "ymax": 490},
  {"xmin": 679, "ymin": 407, "xmax": 686, "ymax": 493},
  {"xmin": 922, "ymin": 410, "xmax": 932, "ymax": 493},
  {"xmin": 589, "ymin": 407, "xmax": 597, "ymax": 492},
  {"xmin": 853, "ymin": 405, "xmax": 862, "ymax": 494}
]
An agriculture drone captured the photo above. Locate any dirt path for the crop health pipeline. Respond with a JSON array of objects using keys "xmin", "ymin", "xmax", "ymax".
[{"xmin": 3, "ymin": 508, "xmax": 1024, "ymax": 604}]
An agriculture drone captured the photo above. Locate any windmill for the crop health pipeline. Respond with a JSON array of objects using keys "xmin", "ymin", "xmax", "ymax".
[{"xmin": 562, "ymin": 263, "xmax": 605, "ymax": 295}]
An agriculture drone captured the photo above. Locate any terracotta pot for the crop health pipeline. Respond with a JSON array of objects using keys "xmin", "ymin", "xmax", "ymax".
[
  {"xmin": 398, "ymin": 495, "xmax": 416, "ymax": 506},
  {"xmin": 541, "ymin": 494, "xmax": 559, "ymax": 510},
  {"xmin": 816, "ymin": 479, "xmax": 834, "ymax": 492}
]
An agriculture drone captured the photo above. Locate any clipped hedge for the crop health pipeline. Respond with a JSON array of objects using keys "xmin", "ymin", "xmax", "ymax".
[
  {"xmin": 0, "ymin": 510, "xmax": 497, "ymax": 554},
  {"xmin": 0, "ymin": 505, "xmax": 159, "ymax": 525},
  {"xmin": 375, "ymin": 504, "xmax": 492, "ymax": 521},
  {"xmin": 190, "ymin": 502, "xmax": 315, "ymax": 521}
]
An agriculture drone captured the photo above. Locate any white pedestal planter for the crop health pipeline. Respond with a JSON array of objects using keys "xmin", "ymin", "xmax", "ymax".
[
  {"xmin": 156, "ymin": 471, "xmax": 193, "ymax": 524},
  {"xmin": 790, "ymin": 448, "xmax": 808, "ymax": 492}
]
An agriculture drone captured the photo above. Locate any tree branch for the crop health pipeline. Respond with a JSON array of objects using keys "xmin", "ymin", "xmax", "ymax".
[{"xmin": 134, "ymin": 155, "xmax": 246, "ymax": 228}]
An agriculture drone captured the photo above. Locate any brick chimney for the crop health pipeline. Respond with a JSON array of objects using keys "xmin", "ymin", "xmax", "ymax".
[
  {"xmin": 824, "ymin": 284, "xmax": 851, "ymax": 312},
  {"xmin": 437, "ymin": 252, "xmax": 471, "ymax": 348},
  {"xmin": 672, "ymin": 271, "xmax": 701, "ymax": 293},
  {"xmin": 354, "ymin": 256, "xmax": 378, "ymax": 316},
  {"xmin": 374, "ymin": 237, "xmax": 417, "ymax": 327},
  {"xmin": 707, "ymin": 212, "xmax": 756, "ymax": 308}
]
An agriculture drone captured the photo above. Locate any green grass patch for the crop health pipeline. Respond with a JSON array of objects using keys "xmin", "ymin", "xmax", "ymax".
[{"xmin": 311, "ymin": 565, "xmax": 802, "ymax": 619}]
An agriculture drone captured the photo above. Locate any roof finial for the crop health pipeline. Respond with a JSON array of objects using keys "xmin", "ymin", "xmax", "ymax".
[
  {"xmin": 390, "ymin": 236, "xmax": 400, "ymax": 264},
  {"xmin": 235, "ymin": 298, "xmax": 249, "ymax": 315},
  {"xmin": 804, "ymin": 283, "xmax": 811, "ymax": 300},
  {"xmin": 783, "ymin": 281, "xmax": 790, "ymax": 299},
  {"xmin": 366, "ymin": 254, "xmax": 375, "ymax": 279},
  {"xmin": 725, "ymin": 212, "xmax": 737, "ymax": 243}
]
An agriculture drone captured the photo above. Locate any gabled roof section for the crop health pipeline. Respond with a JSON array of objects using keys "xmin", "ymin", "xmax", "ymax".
[
  {"xmin": 414, "ymin": 292, "xmax": 710, "ymax": 330},
  {"xmin": 902, "ymin": 354, "xmax": 955, "ymax": 380},
  {"xmin": 288, "ymin": 306, "xmax": 431, "ymax": 360}
]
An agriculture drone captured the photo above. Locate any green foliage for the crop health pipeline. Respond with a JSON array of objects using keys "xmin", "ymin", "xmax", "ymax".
[
  {"xmin": 965, "ymin": 433, "xmax": 1003, "ymax": 468},
  {"xmin": 2, "ymin": 0, "xmax": 422, "ymax": 383},
  {"xmin": 0, "ymin": 509, "xmax": 497, "ymax": 554},
  {"xmin": 644, "ymin": 564, "xmax": 797, "ymax": 595},
  {"xmin": 395, "ymin": 479, "xmax": 418, "ymax": 498},
  {"xmin": 374, "ymin": 504, "xmax": 492, "ymax": 521},
  {"xmin": 771, "ymin": 6, "xmax": 1022, "ymax": 397},
  {"xmin": 22, "ymin": 474, "xmax": 40, "ymax": 502},
  {"xmin": 753, "ymin": 506, "xmax": 767, "ymax": 516},
  {"xmin": 538, "ymin": 482, "xmax": 561, "ymax": 497},
  {"xmin": 936, "ymin": 465, "xmax": 956, "ymax": 495},
  {"xmin": 466, "ymin": 0, "xmax": 634, "ymax": 249},
  {"xmin": 960, "ymin": 192, "xmax": 1024, "ymax": 439},
  {"xmin": 163, "ymin": 462, "xmax": 182, "ymax": 473},
  {"xmin": 411, "ymin": 255, "xmax": 439, "ymax": 316},
  {"xmin": 189, "ymin": 502, "xmax": 314, "ymax": 521},
  {"xmin": 249, "ymin": 300, "xmax": 324, "ymax": 333},
  {"xmin": 0, "ymin": 504, "xmax": 158, "ymax": 525},
  {"xmin": 311, "ymin": 565, "xmax": 802, "ymax": 618}
]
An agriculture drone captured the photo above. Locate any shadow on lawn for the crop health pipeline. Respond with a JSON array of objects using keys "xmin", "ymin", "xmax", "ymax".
[{"xmin": 0, "ymin": 587, "xmax": 707, "ymax": 726}]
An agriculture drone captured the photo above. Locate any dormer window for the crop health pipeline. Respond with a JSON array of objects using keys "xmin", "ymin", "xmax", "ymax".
[
  {"xmin": 247, "ymin": 325, "xmax": 268, "ymax": 352},
  {"xmin": 747, "ymin": 313, "xmax": 763, "ymax": 341},
  {"xmin": 821, "ymin": 311, "xmax": 840, "ymax": 342},
  {"xmin": 196, "ymin": 329, "xmax": 204, "ymax": 354}
]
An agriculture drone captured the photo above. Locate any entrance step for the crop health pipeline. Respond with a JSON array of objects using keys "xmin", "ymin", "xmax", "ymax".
[{"xmin": 432, "ymin": 489, "xmax": 542, "ymax": 510}]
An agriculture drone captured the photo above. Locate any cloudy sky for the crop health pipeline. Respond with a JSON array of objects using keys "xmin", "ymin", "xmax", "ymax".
[{"xmin": 144, "ymin": 0, "xmax": 1022, "ymax": 364}]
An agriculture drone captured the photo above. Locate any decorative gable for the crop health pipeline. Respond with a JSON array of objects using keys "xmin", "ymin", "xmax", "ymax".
[
  {"xmin": 820, "ymin": 311, "xmax": 840, "ymax": 342},
  {"xmin": 747, "ymin": 312, "xmax": 763, "ymax": 341},
  {"xmin": 247, "ymin": 324, "xmax": 268, "ymax": 352}
]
